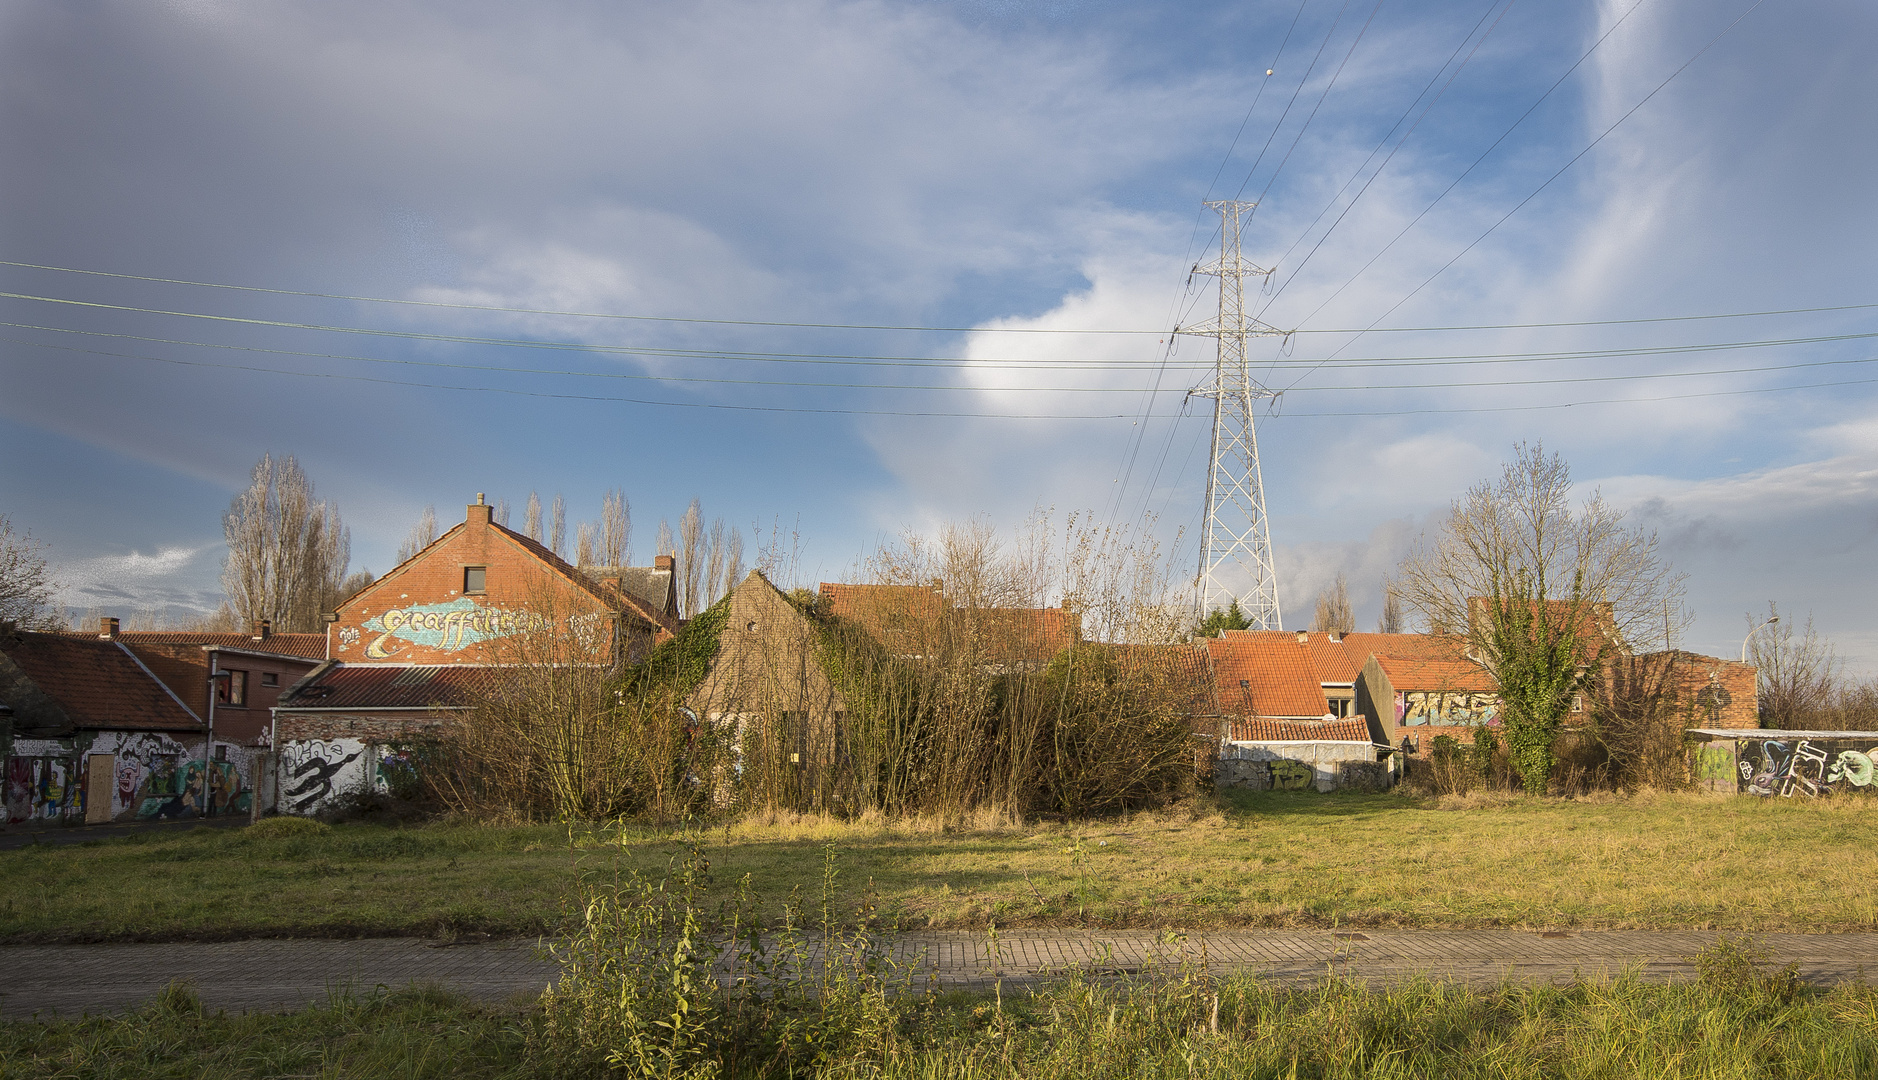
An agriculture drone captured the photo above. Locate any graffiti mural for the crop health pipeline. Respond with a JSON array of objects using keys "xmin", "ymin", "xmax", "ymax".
[
  {"xmin": 361, "ymin": 598, "xmax": 549, "ymax": 659},
  {"xmin": 1737, "ymin": 738, "xmax": 1878, "ymax": 798},
  {"xmin": 281, "ymin": 739, "xmax": 367, "ymax": 813},
  {"xmin": 1397, "ymin": 690, "xmax": 1500, "ymax": 728}
]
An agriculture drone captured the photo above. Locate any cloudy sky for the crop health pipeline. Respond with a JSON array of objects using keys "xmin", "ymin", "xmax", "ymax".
[{"xmin": 2, "ymin": 0, "xmax": 1874, "ymax": 669}]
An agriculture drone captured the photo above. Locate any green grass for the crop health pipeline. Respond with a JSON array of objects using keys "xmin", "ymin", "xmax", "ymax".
[
  {"xmin": 4, "ymin": 970, "xmax": 1874, "ymax": 1079},
  {"xmin": 4, "ymin": 790, "xmax": 1875, "ymax": 943}
]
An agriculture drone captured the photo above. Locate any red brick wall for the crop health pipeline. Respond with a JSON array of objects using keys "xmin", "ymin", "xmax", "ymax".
[
  {"xmin": 120, "ymin": 642, "xmax": 320, "ymax": 745},
  {"xmin": 329, "ymin": 509, "xmax": 617, "ymax": 666}
]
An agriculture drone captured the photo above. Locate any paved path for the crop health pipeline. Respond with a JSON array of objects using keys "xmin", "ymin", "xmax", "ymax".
[{"xmin": 4, "ymin": 930, "xmax": 1874, "ymax": 1018}]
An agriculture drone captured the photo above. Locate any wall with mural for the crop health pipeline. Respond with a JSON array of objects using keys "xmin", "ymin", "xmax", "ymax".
[
  {"xmin": 1396, "ymin": 690, "xmax": 1500, "ymax": 727},
  {"xmin": 4, "ymin": 733, "xmax": 254, "ymax": 824},
  {"xmin": 1218, "ymin": 739, "xmax": 1383, "ymax": 793},
  {"xmin": 1736, "ymin": 737, "xmax": 1878, "ymax": 797},
  {"xmin": 278, "ymin": 738, "xmax": 371, "ymax": 815}
]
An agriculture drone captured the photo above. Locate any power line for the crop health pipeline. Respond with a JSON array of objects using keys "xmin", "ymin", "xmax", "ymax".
[{"xmin": 0, "ymin": 261, "xmax": 1159, "ymax": 335}]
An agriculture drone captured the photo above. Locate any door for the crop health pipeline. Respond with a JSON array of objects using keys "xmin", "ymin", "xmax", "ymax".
[{"xmin": 85, "ymin": 754, "xmax": 114, "ymax": 824}]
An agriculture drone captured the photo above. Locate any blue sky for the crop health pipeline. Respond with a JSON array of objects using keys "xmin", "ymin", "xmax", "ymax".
[{"xmin": 2, "ymin": 0, "xmax": 1875, "ymax": 668}]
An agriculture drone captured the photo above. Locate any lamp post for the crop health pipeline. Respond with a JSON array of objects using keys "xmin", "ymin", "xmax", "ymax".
[
  {"xmin": 206, "ymin": 667, "xmax": 231, "ymax": 817},
  {"xmin": 1742, "ymin": 614, "xmax": 1779, "ymax": 664}
]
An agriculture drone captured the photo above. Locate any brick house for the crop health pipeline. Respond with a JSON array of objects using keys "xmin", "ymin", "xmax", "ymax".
[
  {"xmin": 0, "ymin": 628, "xmax": 232, "ymax": 824},
  {"xmin": 267, "ymin": 496, "xmax": 676, "ymax": 815},
  {"xmin": 106, "ymin": 619, "xmax": 327, "ymax": 748}
]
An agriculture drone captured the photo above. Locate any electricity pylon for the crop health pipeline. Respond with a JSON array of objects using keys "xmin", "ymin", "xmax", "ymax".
[{"xmin": 1176, "ymin": 200, "xmax": 1284, "ymax": 629}]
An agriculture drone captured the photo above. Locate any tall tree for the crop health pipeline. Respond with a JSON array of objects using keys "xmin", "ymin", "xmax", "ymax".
[
  {"xmin": 1393, "ymin": 443, "xmax": 1684, "ymax": 793},
  {"xmin": 523, "ymin": 492, "xmax": 543, "ymax": 541},
  {"xmin": 1311, "ymin": 573, "xmax": 1355, "ymax": 634},
  {"xmin": 677, "ymin": 498, "xmax": 703, "ymax": 618},
  {"xmin": 395, "ymin": 506, "xmax": 437, "ymax": 564},
  {"xmin": 1376, "ymin": 585, "xmax": 1403, "ymax": 633},
  {"xmin": 598, "ymin": 489, "xmax": 631, "ymax": 567},
  {"xmin": 0, "ymin": 514, "xmax": 61, "ymax": 629},
  {"xmin": 549, "ymin": 494, "xmax": 566, "ymax": 558},
  {"xmin": 221, "ymin": 453, "xmax": 352, "ymax": 633}
]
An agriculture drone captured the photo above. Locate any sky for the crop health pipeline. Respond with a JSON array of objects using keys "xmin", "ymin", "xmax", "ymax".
[{"xmin": 2, "ymin": 0, "xmax": 1875, "ymax": 670}]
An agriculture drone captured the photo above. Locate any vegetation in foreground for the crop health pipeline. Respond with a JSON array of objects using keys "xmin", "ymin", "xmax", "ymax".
[
  {"xmin": 3, "ymin": 789, "xmax": 1875, "ymax": 944},
  {"xmin": 3, "ymin": 945, "xmax": 1873, "ymax": 1078}
]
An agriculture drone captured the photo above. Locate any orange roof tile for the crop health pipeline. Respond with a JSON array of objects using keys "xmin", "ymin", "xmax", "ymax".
[
  {"xmin": 1373, "ymin": 654, "xmax": 1497, "ymax": 694},
  {"xmin": 1203, "ymin": 634, "xmax": 1329, "ymax": 719},
  {"xmin": 1, "ymin": 631, "xmax": 203, "ymax": 732},
  {"xmin": 1225, "ymin": 716, "xmax": 1373, "ymax": 743}
]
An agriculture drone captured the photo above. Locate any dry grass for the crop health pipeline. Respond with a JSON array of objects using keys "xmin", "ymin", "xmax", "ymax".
[{"xmin": 2, "ymin": 789, "xmax": 1873, "ymax": 943}]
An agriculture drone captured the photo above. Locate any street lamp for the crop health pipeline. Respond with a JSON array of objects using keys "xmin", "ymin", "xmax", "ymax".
[
  {"xmin": 1742, "ymin": 613, "xmax": 1779, "ymax": 664},
  {"xmin": 206, "ymin": 668, "xmax": 231, "ymax": 817}
]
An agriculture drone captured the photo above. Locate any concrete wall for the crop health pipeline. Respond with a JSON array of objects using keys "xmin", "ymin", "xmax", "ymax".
[
  {"xmin": 1730, "ymin": 735, "xmax": 1878, "ymax": 797},
  {"xmin": 1216, "ymin": 740, "xmax": 1384, "ymax": 793},
  {"xmin": 270, "ymin": 711, "xmax": 456, "ymax": 815}
]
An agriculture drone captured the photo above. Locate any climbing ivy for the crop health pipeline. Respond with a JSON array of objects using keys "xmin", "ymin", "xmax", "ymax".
[{"xmin": 613, "ymin": 596, "xmax": 733, "ymax": 704}]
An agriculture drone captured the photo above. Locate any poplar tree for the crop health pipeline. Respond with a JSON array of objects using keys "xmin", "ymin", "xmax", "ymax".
[{"xmin": 221, "ymin": 453, "xmax": 352, "ymax": 633}]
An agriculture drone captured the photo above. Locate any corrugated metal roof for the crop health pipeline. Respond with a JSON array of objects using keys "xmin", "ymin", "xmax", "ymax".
[{"xmin": 276, "ymin": 664, "xmax": 500, "ymax": 710}]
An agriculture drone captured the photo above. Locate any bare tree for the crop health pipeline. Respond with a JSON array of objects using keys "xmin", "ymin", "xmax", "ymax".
[
  {"xmin": 1376, "ymin": 585, "xmax": 1403, "ymax": 634},
  {"xmin": 656, "ymin": 519, "xmax": 674, "ymax": 560},
  {"xmin": 221, "ymin": 453, "xmax": 352, "ymax": 633},
  {"xmin": 0, "ymin": 514, "xmax": 61, "ymax": 629},
  {"xmin": 492, "ymin": 498, "xmax": 510, "ymax": 528},
  {"xmin": 549, "ymin": 494, "xmax": 567, "ymax": 558},
  {"xmin": 1748, "ymin": 603, "xmax": 1841, "ymax": 730},
  {"xmin": 336, "ymin": 567, "xmax": 375, "ymax": 602},
  {"xmin": 721, "ymin": 526, "xmax": 744, "ymax": 602},
  {"xmin": 677, "ymin": 499, "xmax": 703, "ymax": 618},
  {"xmin": 574, "ymin": 523, "xmax": 595, "ymax": 567},
  {"xmin": 704, "ymin": 518, "xmax": 727, "ymax": 608},
  {"xmin": 599, "ymin": 489, "xmax": 631, "ymax": 567},
  {"xmin": 1311, "ymin": 573, "xmax": 1355, "ymax": 634},
  {"xmin": 395, "ymin": 506, "xmax": 437, "ymax": 564},
  {"xmin": 524, "ymin": 492, "xmax": 543, "ymax": 541},
  {"xmin": 1393, "ymin": 443, "xmax": 1685, "ymax": 793}
]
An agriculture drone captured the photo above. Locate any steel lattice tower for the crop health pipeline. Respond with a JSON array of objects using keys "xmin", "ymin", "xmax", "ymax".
[{"xmin": 1177, "ymin": 200, "xmax": 1284, "ymax": 629}]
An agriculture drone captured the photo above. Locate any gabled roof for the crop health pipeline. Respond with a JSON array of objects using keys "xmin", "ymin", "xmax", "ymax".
[
  {"xmin": 595, "ymin": 565, "xmax": 677, "ymax": 620},
  {"xmin": 356, "ymin": 514, "xmax": 675, "ymax": 637},
  {"xmin": 1337, "ymin": 631, "xmax": 1450, "ymax": 669},
  {"xmin": 1225, "ymin": 716, "xmax": 1373, "ymax": 743},
  {"xmin": 960, "ymin": 606, "xmax": 1080, "ymax": 663},
  {"xmin": 1111, "ymin": 643, "xmax": 1218, "ymax": 717},
  {"xmin": 820, "ymin": 582, "xmax": 948, "ymax": 653},
  {"xmin": 0, "ymin": 631, "xmax": 202, "ymax": 733},
  {"xmin": 276, "ymin": 663, "xmax": 499, "ymax": 710},
  {"xmin": 1203, "ymin": 634, "xmax": 1329, "ymax": 719},
  {"xmin": 1372, "ymin": 653, "xmax": 1497, "ymax": 694},
  {"xmin": 1220, "ymin": 630, "xmax": 1361, "ymax": 685}
]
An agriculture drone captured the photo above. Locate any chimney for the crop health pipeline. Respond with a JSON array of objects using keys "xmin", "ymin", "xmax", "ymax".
[
  {"xmin": 252, "ymin": 619, "xmax": 271, "ymax": 642},
  {"xmin": 1328, "ymin": 630, "xmax": 1341, "ymax": 643},
  {"xmin": 1296, "ymin": 630, "xmax": 1308, "ymax": 644},
  {"xmin": 655, "ymin": 555, "xmax": 675, "ymax": 573},
  {"xmin": 98, "ymin": 616, "xmax": 119, "ymax": 640},
  {"xmin": 467, "ymin": 494, "xmax": 492, "ymax": 526}
]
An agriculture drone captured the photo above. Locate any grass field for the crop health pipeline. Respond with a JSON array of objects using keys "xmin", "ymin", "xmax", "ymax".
[
  {"xmin": 2, "ymin": 789, "xmax": 1874, "ymax": 944},
  {"xmin": 4, "ymin": 963, "xmax": 1875, "ymax": 1079}
]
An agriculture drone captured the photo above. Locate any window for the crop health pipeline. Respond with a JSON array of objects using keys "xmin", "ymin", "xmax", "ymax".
[
  {"xmin": 261, "ymin": 672, "xmax": 279, "ymax": 688},
  {"xmin": 219, "ymin": 670, "xmax": 247, "ymax": 707},
  {"xmin": 464, "ymin": 566, "xmax": 487, "ymax": 593}
]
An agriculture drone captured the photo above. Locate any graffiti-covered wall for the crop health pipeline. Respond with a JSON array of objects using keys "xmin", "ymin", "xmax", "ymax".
[
  {"xmin": 274, "ymin": 738, "xmax": 418, "ymax": 815},
  {"xmin": 1736, "ymin": 736, "xmax": 1878, "ymax": 797},
  {"xmin": 3, "ymin": 733, "xmax": 256, "ymax": 824},
  {"xmin": 1397, "ymin": 690, "xmax": 1500, "ymax": 727}
]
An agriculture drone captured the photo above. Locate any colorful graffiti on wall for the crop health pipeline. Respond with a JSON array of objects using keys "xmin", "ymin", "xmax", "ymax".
[
  {"xmin": 4, "ymin": 733, "xmax": 253, "ymax": 824},
  {"xmin": 1738, "ymin": 738, "xmax": 1878, "ymax": 797},
  {"xmin": 361, "ymin": 598, "xmax": 550, "ymax": 659},
  {"xmin": 1396, "ymin": 690, "xmax": 1500, "ymax": 728}
]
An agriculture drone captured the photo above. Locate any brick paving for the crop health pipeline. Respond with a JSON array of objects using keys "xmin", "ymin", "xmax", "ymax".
[{"xmin": 4, "ymin": 930, "xmax": 1875, "ymax": 1018}]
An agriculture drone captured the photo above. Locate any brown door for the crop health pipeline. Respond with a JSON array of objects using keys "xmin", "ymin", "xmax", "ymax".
[{"xmin": 85, "ymin": 754, "xmax": 114, "ymax": 824}]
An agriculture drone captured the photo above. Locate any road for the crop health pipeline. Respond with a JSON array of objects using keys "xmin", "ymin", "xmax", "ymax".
[{"xmin": 4, "ymin": 929, "xmax": 1874, "ymax": 1018}]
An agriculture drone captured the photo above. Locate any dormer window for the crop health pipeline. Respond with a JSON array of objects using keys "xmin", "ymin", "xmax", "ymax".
[{"xmin": 464, "ymin": 566, "xmax": 487, "ymax": 594}]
